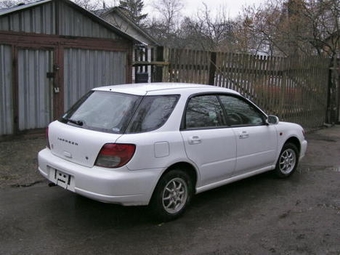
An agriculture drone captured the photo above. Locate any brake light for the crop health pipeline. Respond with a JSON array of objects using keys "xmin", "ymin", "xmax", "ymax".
[{"xmin": 95, "ymin": 143, "xmax": 136, "ymax": 168}]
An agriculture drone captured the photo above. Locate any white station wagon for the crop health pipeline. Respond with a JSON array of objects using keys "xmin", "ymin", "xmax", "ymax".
[{"xmin": 38, "ymin": 83, "xmax": 307, "ymax": 221}]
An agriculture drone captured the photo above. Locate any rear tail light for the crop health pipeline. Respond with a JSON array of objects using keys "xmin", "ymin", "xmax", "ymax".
[{"xmin": 95, "ymin": 143, "xmax": 136, "ymax": 168}]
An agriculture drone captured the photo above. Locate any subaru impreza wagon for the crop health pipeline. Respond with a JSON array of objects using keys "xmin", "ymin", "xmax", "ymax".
[{"xmin": 38, "ymin": 83, "xmax": 307, "ymax": 221}]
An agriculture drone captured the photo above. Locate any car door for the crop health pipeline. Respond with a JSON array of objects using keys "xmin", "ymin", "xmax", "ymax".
[
  {"xmin": 219, "ymin": 95, "xmax": 278, "ymax": 176},
  {"xmin": 180, "ymin": 94, "xmax": 237, "ymax": 187}
]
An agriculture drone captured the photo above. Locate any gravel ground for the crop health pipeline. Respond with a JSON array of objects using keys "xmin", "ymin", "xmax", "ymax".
[
  {"xmin": 1, "ymin": 126, "xmax": 340, "ymax": 255},
  {"xmin": 0, "ymin": 133, "xmax": 46, "ymax": 189},
  {"xmin": 0, "ymin": 125, "xmax": 339, "ymax": 189}
]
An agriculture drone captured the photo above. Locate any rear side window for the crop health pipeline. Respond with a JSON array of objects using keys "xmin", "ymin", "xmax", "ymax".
[
  {"xmin": 126, "ymin": 95, "xmax": 179, "ymax": 133},
  {"xmin": 60, "ymin": 91, "xmax": 141, "ymax": 133}
]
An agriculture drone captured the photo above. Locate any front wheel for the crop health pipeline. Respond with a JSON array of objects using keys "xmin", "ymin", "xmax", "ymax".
[
  {"xmin": 274, "ymin": 143, "xmax": 299, "ymax": 178},
  {"xmin": 150, "ymin": 169, "xmax": 193, "ymax": 222}
]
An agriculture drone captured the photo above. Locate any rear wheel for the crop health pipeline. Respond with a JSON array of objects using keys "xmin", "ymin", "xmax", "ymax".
[
  {"xmin": 150, "ymin": 169, "xmax": 193, "ymax": 222},
  {"xmin": 274, "ymin": 143, "xmax": 299, "ymax": 178}
]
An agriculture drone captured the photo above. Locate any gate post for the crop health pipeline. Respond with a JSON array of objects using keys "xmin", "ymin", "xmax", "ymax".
[
  {"xmin": 153, "ymin": 46, "xmax": 164, "ymax": 82},
  {"xmin": 208, "ymin": 52, "xmax": 217, "ymax": 85}
]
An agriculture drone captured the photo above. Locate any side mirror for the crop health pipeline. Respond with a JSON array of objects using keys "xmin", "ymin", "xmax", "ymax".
[{"xmin": 267, "ymin": 115, "xmax": 279, "ymax": 125}]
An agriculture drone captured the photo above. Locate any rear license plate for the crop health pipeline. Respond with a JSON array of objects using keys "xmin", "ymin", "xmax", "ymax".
[{"xmin": 53, "ymin": 169, "xmax": 74, "ymax": 191}]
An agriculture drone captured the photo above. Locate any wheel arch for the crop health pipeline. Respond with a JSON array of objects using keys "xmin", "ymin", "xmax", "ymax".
[
  {"xmin": 284, "ymin": 136, "xmax": 301, "ymax": 154},
  {"xmin": 155, "ymin": 162, "xmax": 198, "ymax": 195},
  {"xmin": 167, "ymin": 162, "xmax": 197, "ymax": 188}
]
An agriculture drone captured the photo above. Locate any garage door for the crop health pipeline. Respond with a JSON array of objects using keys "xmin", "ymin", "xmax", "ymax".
[
  {"xmin": 18, "ymin": 48, "xmax": 53, "ymax": 131},
  {"xmin": 63, "ymin": 48, "xmax": 127, "ymax": 110}
]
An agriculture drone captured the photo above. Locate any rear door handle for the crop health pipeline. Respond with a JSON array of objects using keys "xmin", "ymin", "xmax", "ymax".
[{"xmin": 189, "ymin": 136, "xmax": 201, "ymax": 145}]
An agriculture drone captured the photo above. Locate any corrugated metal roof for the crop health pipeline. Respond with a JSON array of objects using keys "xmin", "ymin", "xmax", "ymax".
[
  {"xmin": 0, "ymin": 0, "xmax": 51, "ymax": 15},
  {"xmin": 0, "ymin": 0, "xmax": 140, "ymax": 43},
  {"xmin": 97, "ymin": 7, "xmax": 159, "ymax": 46}
]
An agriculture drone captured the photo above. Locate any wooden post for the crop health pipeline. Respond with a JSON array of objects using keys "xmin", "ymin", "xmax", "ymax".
[
  {"xmin": 280, "ymin": 67, "xmax": 287, "ymax": 120},
  {"xmin": 208, "ymin": 52, "xmax": 217, "ymax": 85},
  {"xmin": 153, "ymin": 46, "xmax": 164, "ymax": 82}
]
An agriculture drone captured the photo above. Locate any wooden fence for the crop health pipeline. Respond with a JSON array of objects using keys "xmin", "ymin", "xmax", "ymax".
[{"xmin": 161, "ymin": 48, "xmax": 330, "ymax": 130}]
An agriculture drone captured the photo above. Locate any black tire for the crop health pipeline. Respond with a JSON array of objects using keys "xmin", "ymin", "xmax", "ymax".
[
  {"xmin": 150, "ymin": 169, "xmax": 193, "ymax": 222},
  {"xmin": 274, "ymin": 143, "xmax": 299, "ymax": 178}
]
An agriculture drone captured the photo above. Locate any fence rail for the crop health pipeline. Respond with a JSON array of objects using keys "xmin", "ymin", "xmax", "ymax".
[{"xmin": 162, "ymin": 48, "xmax": 330, "ymax": 129}]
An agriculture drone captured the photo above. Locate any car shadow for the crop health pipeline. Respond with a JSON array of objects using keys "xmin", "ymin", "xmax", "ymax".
[{"xmin": 43, "ymin": 170, "xmax": 301, "ymax": 229}]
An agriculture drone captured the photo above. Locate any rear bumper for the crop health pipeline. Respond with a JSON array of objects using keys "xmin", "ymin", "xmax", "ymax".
[{"xmin": 38, "ymin": 148, "xmax": 162, "ymax": 206}]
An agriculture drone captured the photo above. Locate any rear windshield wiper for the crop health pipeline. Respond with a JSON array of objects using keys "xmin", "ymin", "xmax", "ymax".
[{"xmin": 67, "ymin": 118, "xmax": 84, "ymax": 126}]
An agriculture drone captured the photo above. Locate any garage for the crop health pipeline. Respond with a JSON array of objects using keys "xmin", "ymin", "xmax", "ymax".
[{"xmin": 0, "ymin": 0, "xmax": 137, "ymax": 136}]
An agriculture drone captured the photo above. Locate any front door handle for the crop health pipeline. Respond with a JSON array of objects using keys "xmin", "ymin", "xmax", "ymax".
[{"xmin": 239, "ymin": 131, "xmax": 249, "ymax": 139}]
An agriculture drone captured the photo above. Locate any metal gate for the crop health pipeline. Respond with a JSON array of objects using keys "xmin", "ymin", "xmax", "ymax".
[{"xmin": 0, "ymin": 45, "xmax": 13, "ymax": 135}]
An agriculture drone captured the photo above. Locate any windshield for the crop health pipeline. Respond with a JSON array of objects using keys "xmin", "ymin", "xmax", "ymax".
[{"xmin": 60, "ymin": 91, "xmax": 142, "ymax": 134}]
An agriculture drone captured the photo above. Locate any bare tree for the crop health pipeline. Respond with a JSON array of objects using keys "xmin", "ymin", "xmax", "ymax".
[
  {"xmin": 233, "ymin": 0, "xmax": 294, "ymax": 56},
  {"xmin": 235, "ymin": 0, "xmax": 340, "ymax": 57},
  {"xmin": 150, "ymin": 0, "xmax": 183, "ymax": 34},
  {"xmin": 72, "ymin": 0, "xmax": 102, "ymax": 10},
  {"xmin": 144, "ymin": 0, "xmax": 184, "ymax": 48},
  {"xmin": 305, "ymin": 0, "xmax": 340, "ymax": 57},
  {"xmin": 146, "ymin": 2, "xmax": 236, "ymax": 51},
  {"xmin": 192, "ymin": 3, "xmax": 236, "ymax": 51}
]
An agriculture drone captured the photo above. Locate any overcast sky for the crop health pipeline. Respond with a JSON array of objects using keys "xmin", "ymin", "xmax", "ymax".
[{"xmin": 143, "ymin": 0, "xmax": 266, "ymax": 19}]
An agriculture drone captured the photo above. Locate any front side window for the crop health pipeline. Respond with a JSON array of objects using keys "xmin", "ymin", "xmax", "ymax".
[
  {"xmin": 219, "ymin": 95, "xmax": 265, "ymax": 126},
  {"xmin": 60, "ymin": 91, "xmax": 141, "ymax": 133},
  {"xmin": 184, "ymin": 95, "xmax": 224, "ymax": 129},
  {"xmin": 183, "ymin": 93, "xmax": 266, "ymax": 130}
]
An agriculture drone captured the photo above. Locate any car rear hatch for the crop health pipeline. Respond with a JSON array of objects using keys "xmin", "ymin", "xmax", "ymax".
[
  {"xmin": 47, "ymin": 90, "xmax": 143, "ymax": 168},
  {"xmin": 48, "ymin": 121, "xmax": 122, "ymax": 167}
]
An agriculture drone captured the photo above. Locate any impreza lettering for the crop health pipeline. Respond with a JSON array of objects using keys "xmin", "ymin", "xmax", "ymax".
[{"xmin": 57, "ymin": 137, "xmax": 78, "ymax": 146}]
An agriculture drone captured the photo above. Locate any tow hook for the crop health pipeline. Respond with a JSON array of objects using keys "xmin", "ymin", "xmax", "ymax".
[{"xmin": 48, "ymin": 182, "xmax": 56, "ymax": 187}]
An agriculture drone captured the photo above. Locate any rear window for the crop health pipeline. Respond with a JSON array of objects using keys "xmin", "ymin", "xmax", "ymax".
[
  {"xmin": 60, "ymin": 91, "xmax": 179, "ymax": 134},
  {"xmin": 60, "ymin": 91, "xmax": 141, "ymax": 134}
]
